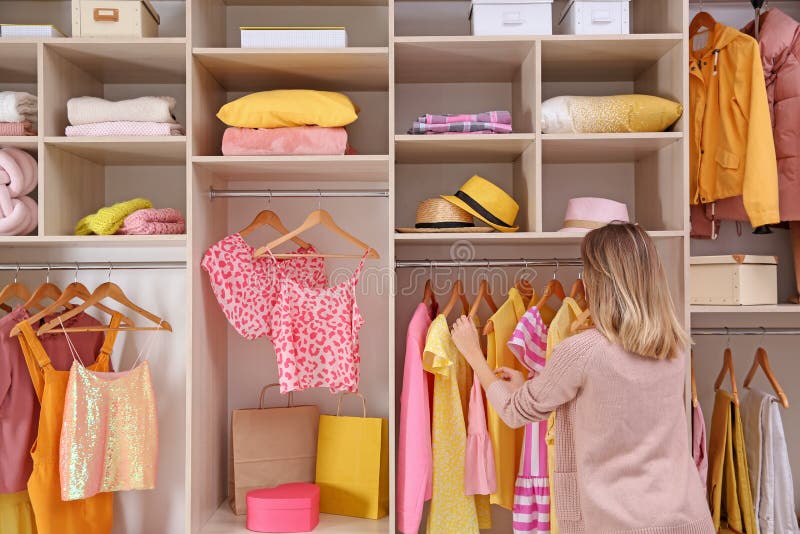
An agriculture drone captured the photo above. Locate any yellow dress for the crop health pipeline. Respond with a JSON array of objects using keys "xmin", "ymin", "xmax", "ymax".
[
  {"xmin": 0, "ymin": 490, "xmax": 37, "ymax": 534},
  {"xmin": 484, "ymin": 289, "xmax": 528, "ymax": 510},
  {"xmin": 423, "ymin": 314, "xmax": 481, "ymax": 533},
  {"xmin": 544, "ymin": 297, "xmax": 584, "ymax": 534}
]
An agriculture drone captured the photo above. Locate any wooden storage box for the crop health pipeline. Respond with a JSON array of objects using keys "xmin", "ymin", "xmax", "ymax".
[
  {"xmin": 470, "ymin": 0, "xmax": 554, "ymax": 36},
  {"xmin": 72, "ymin": 0, "xmax": 160, "ymax": 38},
  {"xmin": 690, "ymin": 255, "xmax": 778, "ymax": 306},
  {"xmin": 556, "ymin": 0, "xmax": 630, "ymax": 35}
]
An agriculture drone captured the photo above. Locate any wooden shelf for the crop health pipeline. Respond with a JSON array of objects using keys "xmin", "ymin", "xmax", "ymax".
[
  {"xmin": 691, "ymin": 305, "xmax": 800, "ymax": 314},
  {"xmin": 0, "ymin": 41, "xmax": 38, "ymax": 83},
  {"xmin": 395, "ymin": 133, "xmax": 535, "ymax": 163},
  {"xmin": 0, "ymin": 137, "xmax": 38, "ymax": 151},
  {"xmin": 395, "ymin": 230, "xmax": 684, "ymax": 246},
  {"xmin": 193, "ymin": 48, "xmax": 389, "ymax": 92},
  {"xmin": 45, "ymin": 137, "xmax": 186, "ymax": 165},
  {"xmin": 540, "ymin": 34, "xmax": 683, "ymax": 82},
  {"xmin": 201, "ymin": 504, "xmax": 388, "ymax": 533},
  {"xmin": 395, "ymin": 36, "xmax": 535, "ymax": 83},
  {"xmin": 0, "ymin": 235, "xmax": 186, "ymax": 247},
  {"xmin": 541, "ymin": 132, "xmax": 682, "ymax": 163},
  {"xmin": 193, "ymin": 155, "xmax": 389, "ymax": 182},
  {"xmin": 45, "ymin": 39, "xmax": 186, "ymax": 83}
]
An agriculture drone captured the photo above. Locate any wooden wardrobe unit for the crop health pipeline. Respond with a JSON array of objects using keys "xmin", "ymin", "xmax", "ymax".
[{"xmin": 11, "ymin": 0, "xmax": 795, "ymax": 532}]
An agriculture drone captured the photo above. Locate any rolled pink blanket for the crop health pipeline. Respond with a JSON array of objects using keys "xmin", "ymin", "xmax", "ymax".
[
  {"xmin": 117, "ymin": 208, "xmax": 185, "ymax": 235},
  {"xmin": 221, "ymin": 126, "xmax": 348, "ymax": 156}
]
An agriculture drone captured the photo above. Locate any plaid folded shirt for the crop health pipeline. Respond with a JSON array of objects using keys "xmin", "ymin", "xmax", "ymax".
[
  {"xmin": 409, "ymin": 121, "xmax": 513, "ymax": 134},
  {"xmin": 417, "ymin": 111, "xmax": 512, "ymax": 125}
]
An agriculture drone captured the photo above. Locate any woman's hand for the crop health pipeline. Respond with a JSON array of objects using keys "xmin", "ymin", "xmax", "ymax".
[
  {"xmin": 451, "ymin": 315, "xmax": 483, "ymax": 365},
  {"xmin": 494, "ymin": 366, "xmax": 526, "ymax": 392}
]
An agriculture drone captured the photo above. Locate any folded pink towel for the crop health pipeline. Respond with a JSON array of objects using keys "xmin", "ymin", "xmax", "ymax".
[
  {"xmin": 65, "ymin": 121, "xmax": 185, "ymax": 137},
  {"xmin": 221, "ymin": 126, "xmax": 348, "ymax": 156},
  {"xmin": 0, "ymin": 122, "xmax": 35, "ymax": 136},
  {"xmin": 117, "ymin": 208, "xmax": 185, "ymax": 235}
]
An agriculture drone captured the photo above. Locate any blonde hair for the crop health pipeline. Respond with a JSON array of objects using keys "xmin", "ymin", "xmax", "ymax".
[{"xmin": 581, "ymin": 222, "xmax": 688, "ymax": 360}]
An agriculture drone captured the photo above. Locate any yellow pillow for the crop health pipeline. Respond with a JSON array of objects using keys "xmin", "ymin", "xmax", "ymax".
[
  {"xmin": 217, "ymin": 90, "xmax": 359, "ymax": 129},
  {"xmin": 541, "ymin": 94, "xmax": 683, "ymax": 134}
]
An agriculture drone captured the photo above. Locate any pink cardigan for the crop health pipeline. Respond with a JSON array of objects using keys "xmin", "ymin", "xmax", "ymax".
[{"xmin": 487, "ymin": 328, "xmax": 714, "ymax": 534}]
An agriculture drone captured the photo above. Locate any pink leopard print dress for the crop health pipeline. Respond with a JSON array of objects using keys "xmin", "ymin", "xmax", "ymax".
[
  {"xmin": 201, "ymin": 233, "xmax": 327, "ymax": 340},
  {"xmin": 268, "ymin": 248, "xmax": 369, "ymax": 394}
]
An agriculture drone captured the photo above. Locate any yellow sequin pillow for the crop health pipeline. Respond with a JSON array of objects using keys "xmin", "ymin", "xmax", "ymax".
[
  {"xmin": 217, "ymin": 90, "xmax": 359, "ymax": 129},
  {"xmin": 541, "ymin": 95, "xmax": 683, "ymax": 134}
]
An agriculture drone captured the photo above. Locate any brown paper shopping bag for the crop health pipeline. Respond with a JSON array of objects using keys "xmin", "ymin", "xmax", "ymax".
[
  {"xmin": 315, "ymin": 392, "xmax": 389, "ymax": 519},
  {"xmin": 229, "ymin": 384, "xmax": 319, "ymax": 515}
]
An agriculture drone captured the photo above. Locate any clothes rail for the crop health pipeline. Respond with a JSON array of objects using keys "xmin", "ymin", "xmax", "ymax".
[
  {"xmin": 0, "ymin": 261, "xmax": 186, "ymax": 271},
  {"xmin": 395, "ymin": 258, "xmax": 583, "ymax": 268},
  {"xmin": 209, "ymin": 188, "xmax": 390, "ymax": 200},
  {"xmin": 691, "ymin": 327, "xmax": 800, "ymax": 336}
]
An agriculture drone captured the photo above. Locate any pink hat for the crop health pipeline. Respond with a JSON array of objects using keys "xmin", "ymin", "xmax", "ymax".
[{"xmin": 559, "ymin": 197, "xmax": 630, "ymax": 232}]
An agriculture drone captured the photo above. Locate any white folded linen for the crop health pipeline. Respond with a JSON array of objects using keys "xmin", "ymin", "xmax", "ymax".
[
  {"xmin": 67, "ymin": 96, "xmax": 177, "ymax": 126},
  {"xmin": 0, "ymin": 91, "xmax": 37, "ymax": 124}
]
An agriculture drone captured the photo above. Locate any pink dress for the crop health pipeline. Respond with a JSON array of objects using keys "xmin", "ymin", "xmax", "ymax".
[
  {"xmin": 507, "ymin": 306, "xmax": 550, "ymax": 534},
  {"xmin": 201, "ymin": 233, "xmax": 327, "ymax": 340},
  {"xmin": 464, "ymin": 372, "xmax": 497, "ymax": 496},
  {"xmin": 398, "ymin": 302, "xmax": 434, "ymax": 534},
  {"xmin": 268, "ymin": 249, "xmax": 369, "ymax": 393}
]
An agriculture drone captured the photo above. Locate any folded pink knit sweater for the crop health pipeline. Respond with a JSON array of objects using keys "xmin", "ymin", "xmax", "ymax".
[
  {"xmin": 487, "ymin": 329, "xmax": 715, "ymax": 534},
  {"xmin": 117, "ymin": 208, "xmax": 185, "ymax": 235}
]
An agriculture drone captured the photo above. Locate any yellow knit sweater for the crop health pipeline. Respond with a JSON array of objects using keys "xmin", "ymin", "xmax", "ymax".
[{"xmin": 75, "ymin": 198, "xmax": 152, "ymax": 235}]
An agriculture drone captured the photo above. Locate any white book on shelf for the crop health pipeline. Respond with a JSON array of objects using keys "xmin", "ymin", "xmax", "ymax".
[
  {"xmin": 0, "ymin": 24, "xmax": 66, "ymax": 38},
  {"xmin": 240, "ymin": 27, "xmax": 347, "ymax": 49}
]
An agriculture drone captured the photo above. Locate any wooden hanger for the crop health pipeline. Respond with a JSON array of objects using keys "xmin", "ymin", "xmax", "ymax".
[
  {"xmin": 441, "ymin": 279, "xmax": 469, "ymax": 319},
  {"xmin": 570, "ymin": 275, "xmax": 587, "ymax": 310},
  {"xmin": 691, "ymin": 351, "xmax": 699, "ymax": 408},
  {"xmin": 744, "ymin": 346, "xmax": 789, "ymax": 409},
  {"xmin": 35, "ymin": 279, "xmax": 172, "ymax": 335},
  {"xmin": 253, "ymin": 209, "xmax": 379, "ymax": 260},
  {"xmin": 0, "ymin": 271, "xmax": 31, "ymax": 312},
  {"xmin": 21, "ymin": 280, "xmax": 66, "ymax": 313},
  {"xmin": 536, "ymin": 277, "xmax": 566, "ymax": 311},
  {"xmin": 469, "ymin": 279, "xmax": 498, "ymax": 319},
  {"xmin": 10, "ymin": 277, "xmax": 135, "ymax": 338},
  {"xmin": 422, "ymin": 279, "xmax": 437, "ymax": 309},
  {"xmin": 516, "ymin": 279, "xmax": 534, "ymax": 301},
  {"xmin": 714, "ymin": 347, "xmax": 740, "ymax": 406},
  {"xmin": 239, "ymin": 207, "xmax": 311, "ymax": 250},
  {"xmin": 690, "ymin": 11, "xmax": 717, "ymax": 36}
]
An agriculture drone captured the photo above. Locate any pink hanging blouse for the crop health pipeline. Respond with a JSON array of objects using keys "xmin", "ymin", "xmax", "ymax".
[
  {"xmin": 201, "ymin": 233, "xmax": 327, "ymax": 340},
  {"xmin": 268, "ymin": 249, "xmax": 369, "ymax": 394}
]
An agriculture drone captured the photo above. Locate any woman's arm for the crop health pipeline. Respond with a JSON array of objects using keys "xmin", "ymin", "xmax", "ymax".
[{"xmin": 452, "ymin": 316, "xmax": 593, "ymax": 428}]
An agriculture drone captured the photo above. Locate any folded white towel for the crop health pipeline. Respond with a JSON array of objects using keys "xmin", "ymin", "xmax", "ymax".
[
  {"xmin": 0, "ymin": 92, "xmax": 37, "ymax": 123},
  {"xmin": 67, "ymin": 96, "xmax": 177, "ymax": 126}
]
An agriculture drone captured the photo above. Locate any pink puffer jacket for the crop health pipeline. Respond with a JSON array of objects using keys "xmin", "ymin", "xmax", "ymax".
[{"xmin": 692, "ymin": 9, "xmax": 800, "ymax": 235}]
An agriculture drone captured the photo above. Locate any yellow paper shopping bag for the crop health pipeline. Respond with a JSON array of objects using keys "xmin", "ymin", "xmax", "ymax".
[{"xmin": 315, "ymin": 392, "xmax": 389, "ymax": 519}]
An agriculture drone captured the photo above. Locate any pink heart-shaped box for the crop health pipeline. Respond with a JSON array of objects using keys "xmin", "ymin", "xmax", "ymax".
[{"xmin": 246, "ymin": 482, "xmax": 320, "ymax": 533}]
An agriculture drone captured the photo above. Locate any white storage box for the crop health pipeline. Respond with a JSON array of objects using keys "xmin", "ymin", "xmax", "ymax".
[
  {"xmin": 72, "ymin": 0, "xmax": 160, "ymax": 38},
  {"xmin": 556, "ymin": 0, "xmax": 630, "ymax": 35},
  {"xmin": 470, "ymin": 0, "xmax": 554, "ymax": 36},
  {"xmin": 1, "ymin": 24, "xmax": 65, "ymax": 38},
  {"xmin": 240, "ymin": 27, "xmax": 347, "ymax": 49},
  {"xmin": 690, "ymin": 255, "xmax": 778, "ymax": 306}
]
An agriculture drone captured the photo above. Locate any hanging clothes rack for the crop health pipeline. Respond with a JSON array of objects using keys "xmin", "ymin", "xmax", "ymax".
[
  {"xmin": 0, "ymin": 261, "xmax": 186, "ymax": 271},
  {"xmin": 692, "ymin": 327, "xmax": 800, "ymax": 336},
  {"xmin": 209, "ymin": 188, "xmax": 390, "ymax": 200},
  {"xmin": 395, "ymin": 258, "xmax": 582, "ymax": 268}
]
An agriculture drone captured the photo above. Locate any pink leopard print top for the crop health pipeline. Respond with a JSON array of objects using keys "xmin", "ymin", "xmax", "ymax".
[
  {"xmin": 201, "ymin": 233, "xmax": 327, "ymax": 340},
  {"xmin": 268, "ymin": 248, "xmax": 369, "ymax": 394}
]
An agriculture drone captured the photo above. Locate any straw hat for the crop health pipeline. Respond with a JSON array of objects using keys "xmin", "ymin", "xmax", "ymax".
[
  {"xmin": 396, "ymin": 198, "xmax": 494, "ymax": 233},
  {"xmin": 559, "ymin": 197, "xmax": 630, "ymax": 232},
  {"xmin": 441, "ymin": 175, "xmax": 519, "ymax": 232}
]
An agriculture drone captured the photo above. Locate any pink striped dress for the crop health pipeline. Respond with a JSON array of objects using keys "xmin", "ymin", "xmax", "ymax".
[{"xmin": 507, "ymin": 306, "xmax": 550, "ymax": 534}]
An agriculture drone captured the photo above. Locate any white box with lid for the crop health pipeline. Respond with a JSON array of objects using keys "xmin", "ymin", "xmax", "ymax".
[
  {"xmin": 556, "ymin": 0, "xmax": 630, "ymax": 35},
  {"xmin": 470, "ymin": 0, "xmax": 554, "ymax": 36},
  {"xmin": 690, "ymin": 255, "xmax": 778, "ymax": 306},
  {"xmin": 72, "ymin": 0, "xmax": 160, "ymax": 38},
  {"xmin": 240, "ymin": 27, "xmax": 347, "ymax": 49}
]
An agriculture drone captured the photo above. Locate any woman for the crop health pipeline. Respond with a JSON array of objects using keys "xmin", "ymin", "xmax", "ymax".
[{"xmin": 452, "ymin": 223, "xmax": 714, "ymax": 533}]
